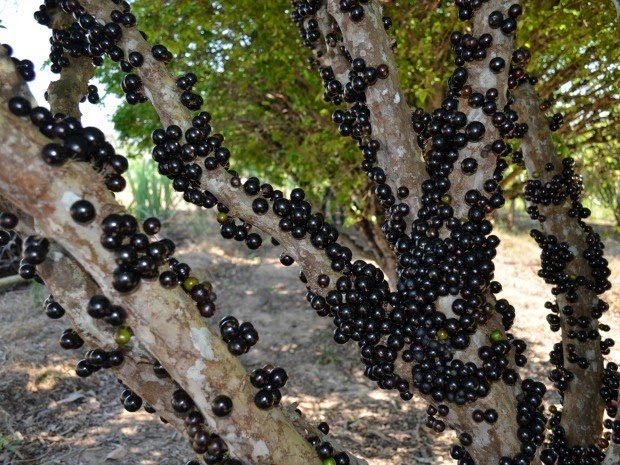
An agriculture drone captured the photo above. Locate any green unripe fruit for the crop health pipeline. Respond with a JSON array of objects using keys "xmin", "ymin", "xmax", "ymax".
[
  {"xmin": 183, "ymin": 276, "xmax": 199, "ymax": 292},
  {"xmin": 115, "ymin": 327, "xmax": 132, "ymax": 345},
  {"xmin": 490, "ymin": 330, "xmax": 503, "ymax": 343}
]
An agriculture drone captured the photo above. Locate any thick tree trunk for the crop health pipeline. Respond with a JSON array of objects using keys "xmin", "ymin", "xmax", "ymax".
[{"xmin": 0, "ymin": 50, "xmax": 343, "ymax": 465}]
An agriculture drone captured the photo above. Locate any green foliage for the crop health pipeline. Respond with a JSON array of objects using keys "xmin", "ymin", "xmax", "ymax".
[
  {"xmin": 96, "ymin": 0, "xmax": 619, "ymax": 223},
  {"xmin": 30, "ymin": 280, "xmax": 47, "ymax": 310},
  {"xmin": 0, "ymin": 434, "xmax": 21, "ymax": 453},
  {"xmin": 126, "ymin": 156, "xmax": 178, "ymax": 222}
]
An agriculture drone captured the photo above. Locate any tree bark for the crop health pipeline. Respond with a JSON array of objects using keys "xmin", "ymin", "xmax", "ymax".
[
  {"xmin": 0, "ymin": 51, "xmax": 327, "ymax": 465},
  {"xmin": 513, "ymin": 83, "xmax": 607, "ymax": 447}
]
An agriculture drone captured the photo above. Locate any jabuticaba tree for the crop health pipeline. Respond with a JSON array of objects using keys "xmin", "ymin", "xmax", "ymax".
[{"xmin": 0, "ymin": 1, "xmax": 617, "ymax": 464}]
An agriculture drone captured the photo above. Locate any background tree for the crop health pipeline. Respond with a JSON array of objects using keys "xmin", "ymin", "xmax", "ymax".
[
  {"xmin": 97, "ymin": 0, "xmax": 620, "ymax": 255},
  {"xmin": 0, "ymin": 1, "xmax": 618, "ymax": 465}
]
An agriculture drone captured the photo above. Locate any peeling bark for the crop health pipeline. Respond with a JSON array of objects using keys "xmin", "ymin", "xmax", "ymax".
[
  {"xmin": 0, "ymin": 53, "xmax": 323, "ymax": 465},
  {"xmin": 326, "ymin": 0, "xmax": 426, "ymax": 221}
]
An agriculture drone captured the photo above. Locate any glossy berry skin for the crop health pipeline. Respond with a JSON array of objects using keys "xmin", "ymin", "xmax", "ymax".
[
  {"xmin": 252, "ymin": 198, "xmax": 269, "ymax": 215},
  {"xmin": 151, "ymin": 44, "xmax": 172, "ymax": 63},
  {"xmin": 0, "ymin": 212, "xmax": 18, "ymax": 229},
  {"xmin": 269, "ymin": 367, "xmax": 288, "ymax": 388},
  {"xmin": 172, "ymin": 389, "xmax": 193, "ymax": 413},
  {"xmin": 127, "ymin": 51, "xmax": 144, "ymax": 67},
  {"xmin": 75, "ymin": 359, "xmax": 93, "ymax": 377},
  {"xmin": 153, "ymin": 361, "xmax": 169, "ymax": 378},
  {"xmin": 489, "ymin": 57, "xmax": 506, "ymax": 73},
  {"xmin": 246, "ymin": 233, "xmax": 262, "ymax": 250},
  {"xmin": 19, "ymin": 263, "xmax": 36, "ymax": 279},
  {"xmin": 113, "ymin": 268, "xmax": 141, "ymax": 293},
  {"xmin": 143, "ymin": 217, "xmax": 161, "ymax": 235},
  {"xmin": 159, "ymin": 270, "xmax": 178, "ymax": 288},
  {"xmin": 60, "ymin": 330, "xmax": 84, "ymax": 350},
  {"xmin": 465, "ymin": 121, "xmax": 485, "ymax": 141},
  {"xmin": 484, "ymin": 409, "xmax": 499, "ymax": 423},
  {"xmin": 254, "ymin": 389, "xmax": 274, "ymax": 409},
  {"xmin": 488, "ymin": 10, "xmax": 503, "ymax": 28},
  {"xmin": 70, "ymin": 200, "xmax": 96, "ymax": 224},
  {"xmin": 501, "ymin": 18, "xmax": 518, "ymax": 35},
  {"xmin": 211, "ymin": 395, "xmax": 233, "ymax": 417},
  {"xmin": 45, "ymin": 301, "xmax": 65, "ymax": 319},
  {"xmin": 508, "ymin": 4, "xmax": 523, "ymax": 18},
  {"xmin": 461, "ymin": 157, "xmax": 478, "ymax": 174},
  {"xmin": 8, "ymin": 96, "xmax": 31, "ymax": 116},
  {"xmin": 88, "ymin": 295, "xmax": 111, "ymax": 319},
  {"xmin": 123, "ymin": 392, "xmax": 143, "ymax": 412}
]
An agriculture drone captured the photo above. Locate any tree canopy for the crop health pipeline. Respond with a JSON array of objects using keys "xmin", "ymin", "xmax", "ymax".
[{"xmin": 96, "ymin": 0, "xmax": 619, "ymax": 226}]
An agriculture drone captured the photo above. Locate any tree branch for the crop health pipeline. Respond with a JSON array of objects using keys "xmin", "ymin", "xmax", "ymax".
[
  {"xmin": 513, "ymin": 82, "xmax": 608, "ymax": 448},
  {"xmin": 0, "ymin": 51, "xmax": 323, "ymax": 465},
  {"xmin": 326, "ymin": 0, "xmax": 426, "ymax": 218},
  {"xmin": 78, "ymin": 0, "xmax": 374, "ymax": 300}
]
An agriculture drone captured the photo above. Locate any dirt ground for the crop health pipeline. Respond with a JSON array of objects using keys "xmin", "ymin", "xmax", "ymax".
[{"xmin": 0, "ymin": 211, "xmax": 618, "ymax": 465}]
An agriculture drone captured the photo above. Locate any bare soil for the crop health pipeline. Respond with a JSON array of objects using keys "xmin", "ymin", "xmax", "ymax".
[{"xmin": 0, "ymin": 211, "xmax": 618, "ymax": 465}]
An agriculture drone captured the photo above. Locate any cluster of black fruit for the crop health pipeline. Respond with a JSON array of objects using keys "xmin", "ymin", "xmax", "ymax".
[
  {"xmin": 34, "ymin": 0, "xmax": 131, "ymax": 71},
  {"xmin": 76, "ymin": 347, "xmax": 124, "ymax": 378},
  {"xmin": 97, "ymin": 210, "xmax": 218, "ymax": 316},
  {"xmin": 525, "ymin": 159, "xmax": 611, "ymax": 296},
  {"xmin": 1, "ymin": 44, "xmax": 36, "ymax": 81},
  {"xmin": 42, "ymin": 288, "xmax": 131, "ymax": 379},
  {"xmin": 401, "ymin": 102, "xmax": 516, "ymax": 411},
  {"xmin": 338, "ymin": 0, "xmax": 369, "ymax": 22},
  {"xmin": 34, "ymin": 0, "xmax": 184, "ymax": 108},
  {"xmin": 149, "ymin": 120, "xmax": 271, "ymax": 251},
  {"xmin": 504, "ymin": 14, "xmax": 617, "ymax": 465},
  {"xmin": 81, "ymin": 84, "xmax": 100, "ymax": 104},
  {"xmin": 249, "ymin": 365, "xmax": 288, "ymax": 410},
  {"xmin": 450, "ymin": 378, "xmax": 548, "ymax": 465},
  {"xmin": 0, "ymin": 213, "xmax": 21, "ymax": 277},
  {"xmin": 7, "ymin": 86, "xmax": 128, "ymax": 193},
  {"xmin": 545, "ymin": 399, "xmax": 609, "ymax": 464},
  {"xmin": 307, "ymin": 433, "xmax": 351, "ymax": 465},
  {"xmin": 0, "ymin": 213, "xmax": 43, "ymax": 282},
  {"xmin": 290, "ymin": 3, "xmax": 615, "ymax": 465},
  {"xmin": 184, "ymin": 410, "xmax": 239, "ymax": 464},
  {"xmin": 17, "ymin": 235, "xmax": 49, "ymax": 282},
  {"xmin": 292, "ymin": 0, "xmax": 531, "ymax": 412},
  {"xmin": 219, "ymin": 316, "xmax": 259, "ymax": 356},
  {"xmin": 525, "ymin": 147, "xmax": 614, "ymax": 450},
  {"xmin": 62, "ymin": 290, "xmax": 133, "ymax": 378},
  {"xmin": 450, "ymin": 29, "xmax": 495, "ymax": 66},
  {"xmin": 504, "ymin": 379, "xmax": 549, "ymax": 465},
  {"xmin": 28, "ymin": 3, "xmax": 342, "ymax": 461},
  {"xmin": 291, "ymin": 0, "xmax": 369, "ymax": 25},
  {"xmin": 8, "ymin": 6, "xmax": 353, "ymax": 465},
  {"xmin": 141, "ymin": 385, "xmax": 243, "ymax": 465}
]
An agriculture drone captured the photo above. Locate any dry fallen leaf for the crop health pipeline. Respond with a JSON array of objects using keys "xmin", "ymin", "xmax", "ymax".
[
  {"xmin": 104, "ymin": 445, "xmax": 127, "ymax": 461},
  {"xmin": 48, "ymin": 392, "xmax": 85, "ymax": 409}
]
